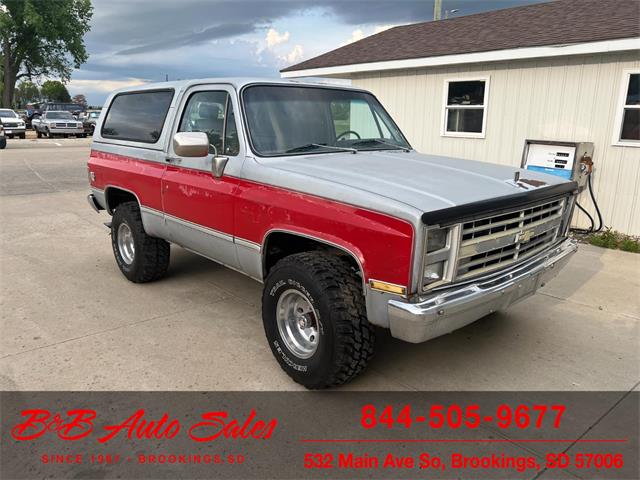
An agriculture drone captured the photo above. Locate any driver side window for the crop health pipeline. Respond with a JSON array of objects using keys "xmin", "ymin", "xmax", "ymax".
[{"xmin": 178, "ymin": 91, "xmax": 239, "ymax": 156}]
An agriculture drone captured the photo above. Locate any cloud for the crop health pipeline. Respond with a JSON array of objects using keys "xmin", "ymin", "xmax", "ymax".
[
  {"xmin": 67, "ymin": 78, "xmax": 149, "ymax": 94},
  {"xmin": 343, "ymin": 29, "xmax": 365, "ymax": 45},
  {"xmin": 341, "ymin": 24, "xmax": 397, "ymax": 46},
  {"xmin": 284, "ymin": 45, "xmax": 304, "ymax": 64},
  {"xmin": 116, "ymin": 22, "xmax": 256, "ymax": 55},
  {"xmin": 374, "ymin": 24, "xmax": 397, "ymax": 34},
  {"xmin": 265, "ymin": 28, "xmax": 290, "ymax": 49}
]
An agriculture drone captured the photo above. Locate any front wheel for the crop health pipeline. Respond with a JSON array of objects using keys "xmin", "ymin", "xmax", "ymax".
[
  {"xmin": 262, "ymin": 252, "xmax": 374, "ymax": 389},
  {"xmin": 111, "ymin": 201, "xmax": 170, "ymax": 283}
]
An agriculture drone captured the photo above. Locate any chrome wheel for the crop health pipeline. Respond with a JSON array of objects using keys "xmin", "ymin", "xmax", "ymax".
[
  {"xmin": 276, "ymin": 289, "xmax": 319, "ymax": 359},
  {"xmin": 117, "ymin": 222, "xmax": 135, "ymax": 265}
]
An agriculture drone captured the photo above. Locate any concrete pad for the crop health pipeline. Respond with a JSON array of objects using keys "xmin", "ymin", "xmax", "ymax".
[{"xmin": 1, "ymin": 140, "xmax": 639, "ymax": 393}]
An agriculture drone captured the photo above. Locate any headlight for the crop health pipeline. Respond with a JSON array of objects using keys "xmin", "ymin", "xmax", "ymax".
[
  {"xmin": 426, "ymin": 227, "xmax": 448, "ymax": 253},
  {"xmin": 422, "ymin": 225, "xmax": 461, "ymax": 289}
]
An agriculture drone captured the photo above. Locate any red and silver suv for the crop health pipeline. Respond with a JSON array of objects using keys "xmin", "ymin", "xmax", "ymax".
[{"xmin": 87, "ymin": 79, "xmax": 578, "ymax": 388}]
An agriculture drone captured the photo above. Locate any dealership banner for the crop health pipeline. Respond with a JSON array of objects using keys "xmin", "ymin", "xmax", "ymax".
[{"xmin": 1, "ymin": 391, "xmax": 637, "ymax": 479}]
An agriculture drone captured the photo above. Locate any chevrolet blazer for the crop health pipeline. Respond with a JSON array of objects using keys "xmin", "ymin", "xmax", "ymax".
[{"xmin": 87, "ymin": 79, "xmax": 578, "ymax": 388}]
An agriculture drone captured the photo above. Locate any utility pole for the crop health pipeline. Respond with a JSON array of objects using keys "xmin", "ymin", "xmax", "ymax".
[{"xmin": 433, "ymin": 0, "xmax": 442, "ymax": 20}]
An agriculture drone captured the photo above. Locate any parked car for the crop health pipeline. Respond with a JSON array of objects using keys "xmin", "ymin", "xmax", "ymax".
[
  {"xmin": 0, "ymin": 108, "xmax": 26, "ymax": 139},
  {"xmin": 32, "ymin": 111, "xmax": 85, "ymax": 138},
  {"xmin": 87, "ymin": 79, "xmax": 578, "ymax": 389},
  {"xmin": 80, "ymin": 109, "xmax": 101, "ymax": 135},
  {"xmin": 0, "ymin": 124, "xmax": 6, "ymax": 149}
]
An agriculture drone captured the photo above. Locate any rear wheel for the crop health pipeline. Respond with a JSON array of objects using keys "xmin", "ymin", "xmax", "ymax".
[
  {"xmin": 36, "ymin": 129, "xmax": 43, "ymax": 138},
  {"xmin": 110, "ymin": 201, "xmax": 170, "ymax": 283},
  {"xmin": 19, "ymin": 133, "xmax": 25, "ymax": 139},
  {"xmin": 262, "ymin": 252, "xmax": 374, "ymax": 389}
]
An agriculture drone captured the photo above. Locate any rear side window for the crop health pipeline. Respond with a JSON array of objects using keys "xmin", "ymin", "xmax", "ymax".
[{"xmin": 102, "ymin": 90, "xmax": 173, "ymax": 143}]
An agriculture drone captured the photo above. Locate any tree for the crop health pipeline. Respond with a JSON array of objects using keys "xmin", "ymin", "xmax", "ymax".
[
  {"xmin": 14, "ymin": 80, "xmax": 40, "ymax": 107},
  {"xmin": 71, "ymin": 93, "xmax": 88, "ymax": 108},
  {"xmin": 0, "ymin": 0, "xmax": 93, "ymax": 107},
  {"xmin": 40, "ymin": 80, "xmax": 71, "ymax": 103}
]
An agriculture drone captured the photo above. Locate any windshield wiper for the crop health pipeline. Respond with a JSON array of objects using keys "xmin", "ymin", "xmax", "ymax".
[
  {"xmin": 285, "ymin": 143, "xmax": 357, "ymax": 154},
  {"xmin": 351, "ymin": 139, "xmax": 410, "ymax": 152}
]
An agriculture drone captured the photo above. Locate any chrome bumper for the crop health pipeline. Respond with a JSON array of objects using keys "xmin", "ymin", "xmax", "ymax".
[
  {"xmin": 48, "ymin": 127, "xmax": 84, "ymax": 134},
  {"xmin": 87, "ymin": 193, "xmax": 104, "ymax": 213},
  {"xmin": 388, "ymin": 239, "xmax": 578, "ymax": 343}
]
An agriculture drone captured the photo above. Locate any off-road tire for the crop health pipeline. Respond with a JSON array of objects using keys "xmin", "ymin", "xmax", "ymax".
[
  {"xmin": 19, "ymin": 133, "xmax": 25, "ymax": 139},
  {"xmin": 36, "ymin": 129, "xmax": 42, "ymax": 138},
  {"xmin": 262, "ymin": 252, "xmax": 374, "ymax": 389},
  {"xmin": 111, "ymin": 201, "xmax": 170, "ymax": 283}
]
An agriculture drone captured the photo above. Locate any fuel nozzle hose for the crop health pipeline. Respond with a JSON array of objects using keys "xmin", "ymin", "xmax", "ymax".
[{"xmin": 572, "ymin": 173, "xmax": 603, "ymax": 234}]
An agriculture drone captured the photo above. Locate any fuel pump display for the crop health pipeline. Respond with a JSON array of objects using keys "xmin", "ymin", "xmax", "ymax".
[{"xmin": 522, "ymin": 140, "xmax": 601, "ymax": 233}]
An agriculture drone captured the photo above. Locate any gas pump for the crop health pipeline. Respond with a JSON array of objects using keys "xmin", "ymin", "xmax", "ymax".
[{"xmin": 521, "ymin": 140, "xmax": 601, "ymax": 233}]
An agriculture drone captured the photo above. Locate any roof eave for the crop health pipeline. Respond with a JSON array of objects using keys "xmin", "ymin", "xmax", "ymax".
[{"xmin": 281, "ymin": 37, "xmax": 640, "ymax": 78}]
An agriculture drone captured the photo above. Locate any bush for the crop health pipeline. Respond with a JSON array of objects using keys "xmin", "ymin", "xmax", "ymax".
[{"xmin": 587, "ymin": 229, "xmax": 639, "ymax": 253}]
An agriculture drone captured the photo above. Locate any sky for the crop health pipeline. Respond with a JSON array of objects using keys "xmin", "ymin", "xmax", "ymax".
[{"xmin": 69, "ymin": 0, "xmax": 548, "ymax": 105}]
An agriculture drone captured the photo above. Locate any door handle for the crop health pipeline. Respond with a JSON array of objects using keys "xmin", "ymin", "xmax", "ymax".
[{"xmin": 165, "ymin": 156, "xmax": 182, "ymax": 164}]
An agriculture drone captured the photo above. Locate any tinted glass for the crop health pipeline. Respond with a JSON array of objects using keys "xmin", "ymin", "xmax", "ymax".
[
  {"xmin": 224, "ymin": 101, "xmax": 240, "ymax": 156},
  {"xmin": 446, "ymin": 108, "xmax": 484, "ymax": 133},
  {"xmin": 102, "ymin": 90, "xmax": 173, "ymax": 143},
  {"xmin": 0, "ymin": 110, "xmax": 17, "ymax": 118},
  {"xmin": 179, "ymin": 91, "xmax": 227, "ymax": 154},
  {"xmin": 625, "ymin": 74, "xmax": 639, "ymax": 106},
  {"xmin": 47, "ymin": 112, "xmax": 74, "ymax": 120},
  {"xmin": 447, "ymin": 81, "xmax": 485, "ymax": 105},
  {"xmin": 621, "ymin": 109, "xmax": 639, "ymax": 141},
  {"xmin": 243, "ymin": 85, "xmax": 409, "ymax": 156}
]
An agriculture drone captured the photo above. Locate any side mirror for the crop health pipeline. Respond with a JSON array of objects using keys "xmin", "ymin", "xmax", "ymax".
[{"xmin": 173, "ymin": 132, "xmax": 209, "ymax": 157}]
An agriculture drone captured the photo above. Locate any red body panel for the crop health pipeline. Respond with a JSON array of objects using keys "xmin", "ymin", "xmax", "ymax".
[
  {"xmin": 234, "ymin": 179, "xmax": 414, "ymax": 286},
  {"xmin": 162, "ymin": 166, "xmax": 237, "ymax": 235},
  {"xmin": 89, "ymin": 150, "xmax": 165, "ymax": 212},
  {"xmin": 89, "ymin": 150, "xmax": 414, "ymax": 286}
]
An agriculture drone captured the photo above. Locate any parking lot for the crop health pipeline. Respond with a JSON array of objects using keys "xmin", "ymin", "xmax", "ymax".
[{"xmin": 0, "ymin": 138, "xmax": 638, "ymax": 391}]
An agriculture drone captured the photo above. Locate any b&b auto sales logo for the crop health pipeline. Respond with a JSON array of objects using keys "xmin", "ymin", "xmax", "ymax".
[{"xmin": 10, "ymin": 408, "xmax": 276, "ymax": 443}]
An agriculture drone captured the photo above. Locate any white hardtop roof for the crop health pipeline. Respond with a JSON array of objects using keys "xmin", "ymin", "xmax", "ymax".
[{"xmin": 110, "ymin": 77, "xmax": 362, "ymax": 95}]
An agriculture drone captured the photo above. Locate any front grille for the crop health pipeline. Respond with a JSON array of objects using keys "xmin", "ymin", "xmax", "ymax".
[
  {"xmin": 455, "ymin": 198, "xmax": 565, "ymax": 280},
  {"xmin": 55, "ymin": 122, "xmax": 67, "ymax": 128}
]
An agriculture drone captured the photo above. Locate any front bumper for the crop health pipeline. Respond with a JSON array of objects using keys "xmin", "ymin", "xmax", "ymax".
[
  {"xmin": 2, "ymin": 126, "xmax": 25, "ymax": 135},
  {"xmin": 48, "ymin": 127, "xmax": 84, "ymax": 134},
  {"xmin": 387, "ymin": 238, "xmax": 578, "ymax": 343}
]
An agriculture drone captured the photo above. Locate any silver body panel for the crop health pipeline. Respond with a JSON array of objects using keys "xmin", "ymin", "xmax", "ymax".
[{"xmin": 88, "ymin": 77, "xmax": 577, "ymax": 342}]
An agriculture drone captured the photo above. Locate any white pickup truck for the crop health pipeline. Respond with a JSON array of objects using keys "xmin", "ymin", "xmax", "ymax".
[{"xmin": 32, "ymin": 111, "xmax": 85, "ymax": 138}]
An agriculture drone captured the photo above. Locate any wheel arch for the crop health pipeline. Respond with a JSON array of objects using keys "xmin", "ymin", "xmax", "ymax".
[
  {"xmin": 262, "ymin": 229, "xmax": 366, "ymax": 291},
  {"xmin": 104, "ymin": 185, "xmax": 141, "ymax": 215}
]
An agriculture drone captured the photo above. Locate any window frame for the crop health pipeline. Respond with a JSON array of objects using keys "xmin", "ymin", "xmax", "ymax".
[
  {"xmin": 612, "ymin": 69, "xmax": 640, "ymax": 148},
  {"xmin": 100, "ymin": 88, "xmax": 174, "ymax": 145},
  {"xmin": 440, "ymin": 76, "xmax": 490, "ymax": 139},
  {"xmin": 169, "ymin": 84, "xmax": 244, "ymax": 171},
  {"xmin": 177, "ymin": 89, "xmax": 235, "ymax": 156}
]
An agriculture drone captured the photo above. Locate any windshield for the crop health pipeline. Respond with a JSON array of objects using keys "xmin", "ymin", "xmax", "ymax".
[
  {"xmin": 243, "ymin": 85, "xmax": 410, "ymax": 156},
  {"xmin": 47, "ymin": 112, "xmax": 74, "ymax": 120},
  {"xmin": 0, "ymin": 110, "xmax": 17, "ymax": 118}
]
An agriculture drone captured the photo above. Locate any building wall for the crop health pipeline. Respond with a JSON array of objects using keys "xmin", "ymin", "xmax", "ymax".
[{"xmin": 351, "ymin": 51, "xmax": 640, "ymax": 235}]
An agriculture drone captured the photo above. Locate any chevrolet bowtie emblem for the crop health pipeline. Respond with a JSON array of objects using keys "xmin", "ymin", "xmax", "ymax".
[{"xmin": 520, "ymin": 229, "xmax": 534, "ymax": 243}]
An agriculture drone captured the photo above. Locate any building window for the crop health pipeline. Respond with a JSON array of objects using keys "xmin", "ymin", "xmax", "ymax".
[
  {"xmin": 442, "ymin": 78, "xmax": 489, "ymax": 138},
  {"xmin": 613, "ymin": 71, "xmax": 639, "ymax": 146}
]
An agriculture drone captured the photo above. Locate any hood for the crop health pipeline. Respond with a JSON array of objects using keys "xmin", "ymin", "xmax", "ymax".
[{"xmin": 264, "ymin": 150, "xmax": 571, "ymax": 214}]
